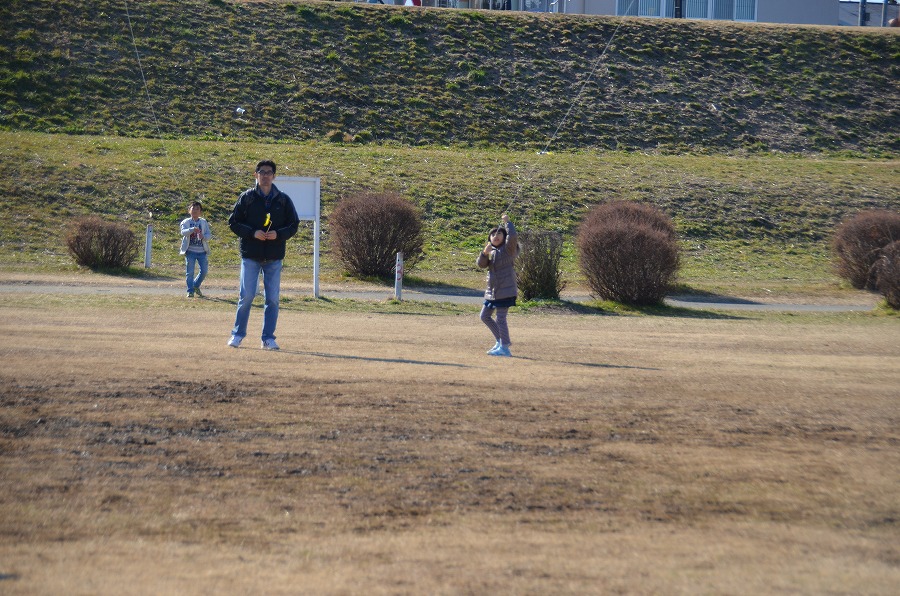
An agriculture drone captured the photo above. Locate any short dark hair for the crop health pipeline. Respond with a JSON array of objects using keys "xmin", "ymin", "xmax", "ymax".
[
  {"xmin": 189, "ymin": 201, "xmax": 203, "ymax": 210},
  {"xmin": 256, "ymin": 160, "xmax": 276, "ymax": 174},
  {"xmin": 489, "ymin": 226, "xmax": 508, "ymax": 242}
]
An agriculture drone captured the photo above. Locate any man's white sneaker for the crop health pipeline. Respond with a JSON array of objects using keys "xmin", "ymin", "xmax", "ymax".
[
  {"xmin": 261, "ymin": 338, "xmax": 280, "ymax": 350},
  {"xmin": 227, "ymin": 336, "xmax": 242, "ymax": 348}
]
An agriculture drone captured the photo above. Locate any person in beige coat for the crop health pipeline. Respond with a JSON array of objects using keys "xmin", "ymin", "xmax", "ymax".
[{"xmin": 476, "ymin": 213, "xmax": 519, "ymax": 357}]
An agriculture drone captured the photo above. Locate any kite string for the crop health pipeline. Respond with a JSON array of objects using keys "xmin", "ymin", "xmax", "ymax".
[
  {"xmin": 126, "ymin": 0, "xmax": 634, "ymax": 221},
  {"xmin": 502, "ymin": 0, "xmax": 638, "ymax": 221},
  {"xmin": 124, "ymin": 0, "xmax": 166, "ymax": 150}
]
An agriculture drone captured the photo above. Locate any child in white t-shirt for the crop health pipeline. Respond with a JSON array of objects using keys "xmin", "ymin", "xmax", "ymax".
[{"xmin": 179, "ymin": 201, "xmax": 211, "ymax": 298}]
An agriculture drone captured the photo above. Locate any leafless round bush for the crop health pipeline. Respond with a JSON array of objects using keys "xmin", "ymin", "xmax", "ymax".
[
  {"xmin": 516, "ymin": 230, "xmax": 566, "ymax": 301},
  {"xmin": 873, "ymin": 240, "xmax": 900, "ymax": 310},
  {"xmin": 577, "ymin": 202, "xmax": 680, "ymax": 305},
  {"xmin": 832, "ymin": 209, "xmax": 900, "ymax": 290},
  {"xmin": 65, "ymin": 216, "xmax": 139, "ymax": 270},
  {"xmin": 581, "ymin": 200, "xmax": 677, "ymax": 242},
  {"xmin": 329, "ymin": 191, "xmax": 424, "ymax": 278}
]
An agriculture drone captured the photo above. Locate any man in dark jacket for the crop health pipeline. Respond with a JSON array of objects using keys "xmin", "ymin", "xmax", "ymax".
[{"xmin": 227, "ymin": 160, "xmax": 300, "ymax": 350}]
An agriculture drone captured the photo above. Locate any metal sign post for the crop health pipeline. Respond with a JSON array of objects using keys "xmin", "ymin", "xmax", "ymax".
[
  {"xmin": 394, "ymin": 252, "xmax": 404, "ymax": 301},
  {"xmin": 144, "ymin": 224, "xmax": 153, "ymax": 268}
]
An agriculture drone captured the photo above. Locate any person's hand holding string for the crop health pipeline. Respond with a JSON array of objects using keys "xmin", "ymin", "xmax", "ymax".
[
  {"xmin": 264, "ymin": 212, "xmax": 277, "ymax": 241},
  {"xmin": 255, "ymin": 213, "xmax": 277, "ymax": 241}
]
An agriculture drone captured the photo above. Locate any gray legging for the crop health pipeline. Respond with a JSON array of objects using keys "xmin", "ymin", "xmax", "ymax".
[{"xmin": 480, "ymin": 305, "xmax": 511, "ymax": 346}]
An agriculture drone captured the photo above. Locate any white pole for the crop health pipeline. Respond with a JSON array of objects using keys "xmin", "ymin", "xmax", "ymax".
[
  {"xmin": 313, "ymin": 216, "xmax": 320, "ymax": 298},
  {"xmin": 144, "ymin": 224, "xmax": 153, "ymax": 268},
  {"xmin": 394, "ymin": 252, "xmax": 404, "ymax": 301}
]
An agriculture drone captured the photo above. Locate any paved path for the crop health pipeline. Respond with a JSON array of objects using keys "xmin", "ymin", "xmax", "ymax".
[{"xmin": 0, "ymin": 280, "xmax": 877, "ymax": 312}]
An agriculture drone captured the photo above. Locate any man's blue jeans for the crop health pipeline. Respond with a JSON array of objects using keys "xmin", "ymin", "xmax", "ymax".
[
  {"xmin": 231, "ymin": 258, "xmax": 282, "ymax": 341},
  {"xmin": 185, "ymin": 251, "xmax": 208, "ymax": 293}
]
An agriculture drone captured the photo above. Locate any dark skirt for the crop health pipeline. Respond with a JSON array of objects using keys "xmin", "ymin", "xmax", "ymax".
[{"xmin": 483, "ymin": 296, "xmax": 517, "ymax": 309}]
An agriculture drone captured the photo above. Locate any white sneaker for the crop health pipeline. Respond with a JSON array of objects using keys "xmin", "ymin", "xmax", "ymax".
[
  {"xmin": 227, "ymin": 336, "xmax": 242, "ymax": 348},
  {"xmin": 487, "ymin": 341, "xmax": 501, "ymax": 354},
  {"xmin": 488, "ymin": 345, "xmax": 511, "ymax": 357},
  {"xmin": 261, "ymin": 338, "xmax": 280, "ymax": 350}
]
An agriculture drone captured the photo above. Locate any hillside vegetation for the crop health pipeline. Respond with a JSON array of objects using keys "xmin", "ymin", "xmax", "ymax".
[
  {"xmin": 0, "ymin": 0, "xmax": 898, "ymax": 292},
  {"xmin": 2, "ymin": 0, "xmax": 898, "ymax": 154},
  {"xmin": 1, "ymin": 130, "xmax": 895, "ymax": 291}
]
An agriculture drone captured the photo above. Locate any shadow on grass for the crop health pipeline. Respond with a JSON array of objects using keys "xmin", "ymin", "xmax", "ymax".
[
  {"xmin": 513, "ymin": 355, "xmax": 661, "ymax": 370},
  {"xmin": 518, "ymin": 299, "xmax": 747, "ymax": 320},
  {"xmin": 88, "ymin": 266, "xmax": 179, "ymax": 281},
  {"xmin": 668, "ymin": 286, "xmax": 765, "ymax": 305},
  {"xmin": 366, "ymin": 308, "xmax": 467, "ymax": 317},
  {"xmin": 404, "ymin": 276, "xmax": 483, "ymax": 297},
  {"xmin": 272, "ymin": 349, "xmax": 475, "ymax": 368},
  {"xmin": 208, "ymin": 294, "xmax": 746, "ymax": 320},
  {"xmin": 209, "ymin": 295, "xmax": 475, "ymax": 317},
  {"xmin": 329, "ymin": 273, "xmax": 478, "ymax": 294},
  {"xmin": 636, "ymin": 303, "xmax": 748, "ymax": 320}
]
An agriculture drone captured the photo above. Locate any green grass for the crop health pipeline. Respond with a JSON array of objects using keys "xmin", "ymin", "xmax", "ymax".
[
  {"xmin": 0, "ymin": 0, "xmax": 897, "ymax": 154},
  {"xmin": 0, "ymin": 1, "xmax": 898, "ymax": 298},
  {"xmin": 0, "ymin": 131, "xmax": 896, "ymax": 296}
]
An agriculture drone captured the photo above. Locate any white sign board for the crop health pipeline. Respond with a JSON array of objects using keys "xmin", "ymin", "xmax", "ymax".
[
  {"xmin": 275, "ymin": 176, "xmax": 320, "ymax": 221},
  {"xmin": 274, "ymin": 176, "xmax": 321, "ymax": 297}
]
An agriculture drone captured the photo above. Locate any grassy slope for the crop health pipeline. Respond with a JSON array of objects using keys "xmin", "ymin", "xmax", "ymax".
[
  {"xmin": 0, "ymin": 0, "xmax": 898, "ymax": 293},
  {"xmin": 0, "ymin": 130, "xmax": 895, "ymax": 293},
  {"xmin": 2, "ymin": 0, "xmax": 898, "ymax": 153}
]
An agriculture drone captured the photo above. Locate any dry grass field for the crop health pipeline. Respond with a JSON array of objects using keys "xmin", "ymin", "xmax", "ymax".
[{"xmin": 0, "ymin": 292, "xmax": 898, "ymax": 594}]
